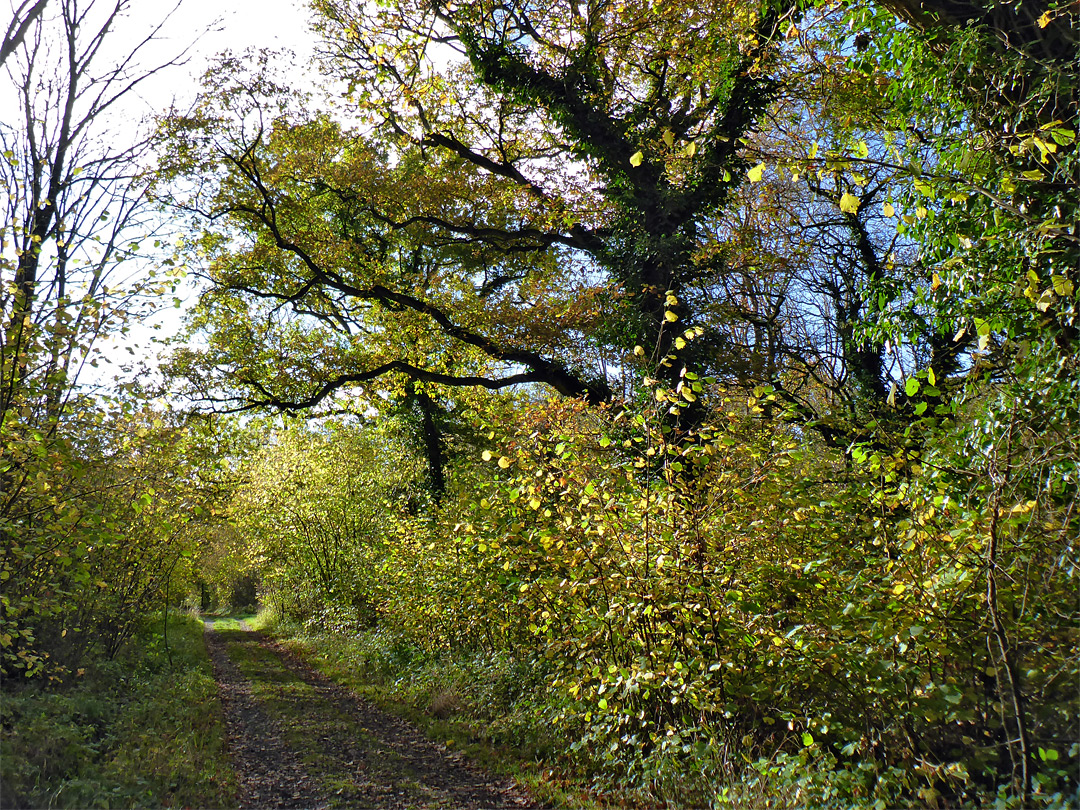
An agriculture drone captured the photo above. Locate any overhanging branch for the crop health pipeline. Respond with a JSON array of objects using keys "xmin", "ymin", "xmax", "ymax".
[{"xmin": 228, "ymin": 361, "xmax": 584, "ymax": 413}]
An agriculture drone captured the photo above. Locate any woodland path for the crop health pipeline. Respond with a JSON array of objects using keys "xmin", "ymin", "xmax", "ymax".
[{"xmin": 202, "ymin": 620, "xmax": 540, "ymax": 809}]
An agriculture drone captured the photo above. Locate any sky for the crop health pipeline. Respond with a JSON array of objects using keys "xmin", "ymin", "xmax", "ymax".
[
  {"xmin": 29, "ymin": 0, "xmax": 324, "ymax": 389},
  {"xmin": 140, "ymin": 0, "xmax": 318, "ymax": 102}
]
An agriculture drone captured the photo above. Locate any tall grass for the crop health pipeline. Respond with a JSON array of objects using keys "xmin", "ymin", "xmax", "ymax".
[{"xmin": 1, "ymin": 612, "xmax": 237, "ymax": 809}]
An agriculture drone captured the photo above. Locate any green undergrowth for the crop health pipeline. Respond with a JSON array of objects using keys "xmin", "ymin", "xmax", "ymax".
[
  {"xmin": 261, "ymin": 616, "xmax": 624, "ymax": 809},
  {"xmin": 1, "ymin": 612, "xmax": 237, "ymax": 809}
]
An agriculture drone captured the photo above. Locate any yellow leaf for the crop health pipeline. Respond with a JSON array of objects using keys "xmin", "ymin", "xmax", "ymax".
[
  {"xmin": 1052, "ymin": 276, "xmax": 1074, "ymax": 297},
  {"xmin": 629, "ymin": 150, "xmax": 644, "ymax": 167},
  {"xmin": 883, "ymin": 202, "xmax": 895, "ymax": 217},
  {"xmin": 1037, "ymin": 10, "xmax": 1051, "ymax": 27},
  {"xmin": 481, "ymin": 450, "xmax": 493, "ymax": 461},
  {"xmin": 747, "ymin": 163, "xmax": 765, "ymax": 182},
  {"xmin": 633, "ymin": 345, "xmax": 645, "ymax": 356},
  {"xmin": 664, "ymin": 310, "xmax": 679, "ymax": 322},
  {"xmin": 662, "ymin": 130, "xmax": 674, "ymax": 148},
  {"xmin": 839, "ymin": 192, "xmax": 861, "ymax": 213},
  {"xmin": 892, "ymin": 583, "xmax": 906, "ymax": 595},
  {"xmin": 684, "ymin": 141, "xmax": 697, "ymax": 157},
  {"xmin": 498, "ymin": 456, "xmax": 511, "ymax": 469},
  {"xmin": 674, "ymin": 337, "xmax": 686, "ymax": 349},
  {"xmin": 931, "ymin": 272, "xmax": 941, "ymax": 290}
]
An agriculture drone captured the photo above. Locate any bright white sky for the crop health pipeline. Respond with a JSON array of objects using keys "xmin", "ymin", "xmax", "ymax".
[
  {"xmin": 88, "ymin": 0, "xmax": 321, "ymax": 127},
  {"xmin": 166, "ymin": 0, "xmax": 317, "ymax": 56}
]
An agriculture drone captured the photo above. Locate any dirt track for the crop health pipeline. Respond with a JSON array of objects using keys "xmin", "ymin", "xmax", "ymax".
[{"xmin": 203, "ymin": 621, "xmax": 540, "ymax": 809}]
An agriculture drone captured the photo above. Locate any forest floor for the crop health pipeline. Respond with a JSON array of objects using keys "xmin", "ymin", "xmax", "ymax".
[{"xmin": 203, "ymin": 619, "xmax": 542, "ymax": 809}]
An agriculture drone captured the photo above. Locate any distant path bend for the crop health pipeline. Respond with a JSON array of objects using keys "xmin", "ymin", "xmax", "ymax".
[{"xmin": 203, "ymin": 620, "xmax": 538, "ymax": 809}]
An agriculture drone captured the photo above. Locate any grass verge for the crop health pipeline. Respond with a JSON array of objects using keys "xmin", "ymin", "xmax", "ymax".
[{"xmin": 1, "ymin": 612, "xmax": 237, "ymax": 809}]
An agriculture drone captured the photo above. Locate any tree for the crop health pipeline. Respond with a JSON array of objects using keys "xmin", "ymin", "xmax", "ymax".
[
  {"xmin": 1, "ymin": 0, "xmax": 185, "ymax": 424},
  {"xmin": 156, "ymin": 0, "xmax": 800, "ymax": 430},
  {"xmin": 160, "ymin": 2, "xmax": 1077, "ymax": 802},
  {"xmin": 1, "ymin": 0, "xmax": 186, "ymax": 676},
  {"xmin": 830, "ymin": 2, "xmax": 1079, "ymax": 801}
]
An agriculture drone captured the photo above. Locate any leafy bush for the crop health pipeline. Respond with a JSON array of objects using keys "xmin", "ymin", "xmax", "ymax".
[{"xmin": 253, "ymin": 386, "xmax": 1078, "ymax": 807}]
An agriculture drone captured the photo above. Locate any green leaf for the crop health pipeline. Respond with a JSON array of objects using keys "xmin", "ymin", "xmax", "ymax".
[
  {"xmin": 629, "ymin": 150, "xmax": 643, "ymax": 167},
  {"xmin": 905, "ymin": 378, "xmax": 920, "ymax": 397},
  {"xmin": 802, "ymin": 732, "xmax": 814, "ymax": 746},
  {"xmin": 1049, "ymin": 127, "xmax": 1076, "ymax": 146}
]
